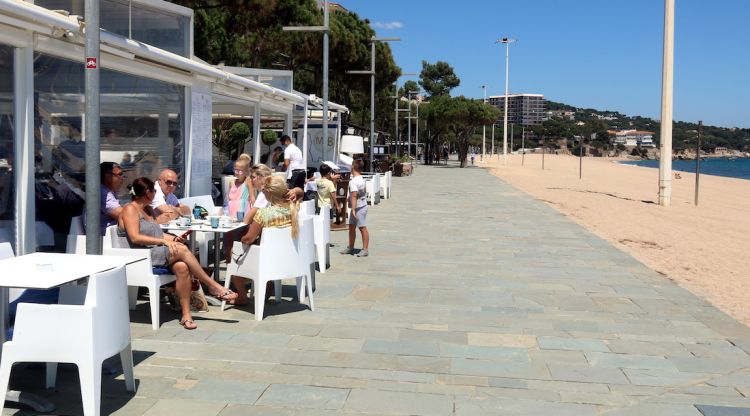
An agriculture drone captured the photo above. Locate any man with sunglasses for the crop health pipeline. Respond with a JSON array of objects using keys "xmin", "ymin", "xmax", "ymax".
[
  {"xmin": 100, "ymin": 161, "xmax": 125, "ymax": 234},
  {"xmin": 150, "ymin": 168, "xmax": 190, "ymax": 223}
]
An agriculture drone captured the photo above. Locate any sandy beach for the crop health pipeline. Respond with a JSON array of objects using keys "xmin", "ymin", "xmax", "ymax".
[{"xmin": 483, "ymin": 153, "xmax": 750, "ymax": 325}]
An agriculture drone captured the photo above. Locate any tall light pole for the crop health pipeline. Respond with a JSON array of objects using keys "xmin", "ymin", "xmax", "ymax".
[
  {"xmin": 84, "ymin": 0, "xmax": 102, "ymax": 255},
  {"xmin": 347, "ymin": 37, "xmax": 400, "ymax": 172},
  {"xmin": 496, "ymin": 37, "xmax": 516, "ymax": 165},
  {"xmin": 481, "ymin": 85, "xmax": 487, "ymax": 161},
  {"xmin": 658, "ymin": 0, "xmax": 674, "ymax": 206},
  {"xmin": 392, "ymin": 73, "xmax": 417, "ymax": 157},
  {"xmin": 283, "ymin": 0, "xmax": 330, "ymax": 159}
]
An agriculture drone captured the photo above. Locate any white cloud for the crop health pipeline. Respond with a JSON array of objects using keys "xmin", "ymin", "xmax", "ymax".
[{"xmin": 373, "ymin": 21, "xmax": 404, "ymax": 30}]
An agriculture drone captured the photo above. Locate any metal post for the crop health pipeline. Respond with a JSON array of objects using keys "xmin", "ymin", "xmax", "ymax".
[
  {"xmin": 695, "ymin": 121, "xmax": 702, "ymax": 206},
  {"xmin": 322, "ymin": 0, "xmax": 329, "ymax": 161},
  {"xmin": 85, "ymin": 0, "xmax": 102, "ymax": 255},
  {"xmin": 658, "ymin": 0, "xmax": 674, "ymax": 206},
  {"xmin": 510, "ymin": 123, "xmax": 514, "ymax": 153},
  {"xmin": 542, "ymin": 137, "xmax": 545, "ymax": 170},
  {"xmin": 415, "ymin": 100, "xmax": 420, "ymax": 165},
  {"xmin": 579, "ymin": 136, "xmax": 583, "ymax": 179},
  {"xmin": 369, "ymin": 41, "xmax": 375, "ymax": 172},
  {"xmin": 482, "ymin": 85, "xmax": 486, "ymax": 161},
  {"xmin": 394, "ymin": 83, "xmax": 399, "ymax": 157},
  {"xmin": 491, "ymin": 124, "xmax": 495, "ymax": 156},
  {"xmin": 407, "ymin": 93, "xmax": 412, "ymax": 160},
  {"xmin": 521, "ymin": 126, "xmax": 525, "ymax": 166}
]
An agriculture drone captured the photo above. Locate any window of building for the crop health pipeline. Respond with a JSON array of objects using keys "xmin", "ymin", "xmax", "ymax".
[
  {"xmin": 33, "ymin": 0, "xmax": 190, "ymax": 56},
  {"xmin": 0, "ymin": 45, "xmax": 14, "ymax": 249},
  {"xmin": 34, "ymin": 53, "xmax": 184, "ymax": 251}
]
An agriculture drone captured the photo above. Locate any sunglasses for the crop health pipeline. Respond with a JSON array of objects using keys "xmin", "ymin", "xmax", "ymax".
[{"xmin": 162, "ymin": 179, "xmax": 178, "ymax": 187}]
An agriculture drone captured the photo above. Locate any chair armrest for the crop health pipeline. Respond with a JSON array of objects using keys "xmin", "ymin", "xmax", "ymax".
[{"xmin": 105, "ymin": 247, "xmax": 152, "ymax": 261}]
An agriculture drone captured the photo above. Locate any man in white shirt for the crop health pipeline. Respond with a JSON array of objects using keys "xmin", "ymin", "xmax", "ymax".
[
  {"xmin": 281, "ymin": 135, "xmax": 306, "ymax": 191},
  {"xmin": 150, "ymin": 168, "xmax": 190, "ymax": 223}
]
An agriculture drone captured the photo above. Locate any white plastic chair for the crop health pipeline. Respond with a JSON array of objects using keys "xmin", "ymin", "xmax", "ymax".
[
  {"xmin": 313, "ymin": 206, "xmax": 331, "ymax": 274},
  {"xmin": 105, "ymin": 225, "xmax": 176, "ymax": 330},
  {"xmin": 0, "ymin": 265, "xmax": 136, "ymax": 416},
  {"xmin": 221, "ymin": 225, "xmax": 313, "ymax": 321},
  {"xmin": 69, "ymin": 215, "xmax": 85, "ymax": 235},
  {"xmin": 297, "ymin": 216, "xmax": 316, "ymax": 294},
  {"xmin": 300, "ymin": 199, "xmax": 315, "ymax": 216}
]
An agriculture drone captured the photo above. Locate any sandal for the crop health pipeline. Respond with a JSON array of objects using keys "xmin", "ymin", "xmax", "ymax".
[
  {"xmin": 179, "ymin": 318, "xmax": 197, "ymax": 330},
  {"xmin": 213, "ymin": 289, "xmax": 238, "ymax": 302}
]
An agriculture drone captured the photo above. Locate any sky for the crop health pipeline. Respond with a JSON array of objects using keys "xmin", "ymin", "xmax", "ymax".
[{"xmin": 337, "ymin": 0, "xmax": 750, "ymax": 128}]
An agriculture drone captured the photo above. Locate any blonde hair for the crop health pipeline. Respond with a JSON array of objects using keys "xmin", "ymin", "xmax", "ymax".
[
  {"xmin": 251, "ymin": 163, "xmax": 272, "ymax": 178},
  {"xmin": 234, "ymin": 158, "xmax": 250, "ymax": 173},
  {"xmin": 261, "ymin": 176, "xmax": 300, "ymax": 238},
  {"xmin": 237, "ymin": 153, "xmax": 251, "ymax": 162}
]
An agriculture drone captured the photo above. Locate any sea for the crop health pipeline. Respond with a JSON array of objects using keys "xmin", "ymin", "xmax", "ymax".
[{"xmin": 620, "ymin": 157, "xmax": 750, "ymax": 181}]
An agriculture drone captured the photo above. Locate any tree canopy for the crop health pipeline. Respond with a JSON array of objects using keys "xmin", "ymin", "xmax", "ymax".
[{"xmin": 419, "ymin": 60, "xmax": 460, "ymax": 97}]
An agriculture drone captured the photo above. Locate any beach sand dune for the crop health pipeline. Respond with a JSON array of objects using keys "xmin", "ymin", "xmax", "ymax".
[{"xmin": 484, "ymin": 154, "xmax": 750, "ymax": 325}]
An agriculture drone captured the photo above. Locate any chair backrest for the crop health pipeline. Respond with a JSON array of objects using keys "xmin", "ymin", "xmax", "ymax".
[
  {"xmin": 69, "ymin": 215, "xmax": 85, "ymax": 235},
  {"xmin": 314, "ymin": 207, "xmax": 331, "ymax": 245},
  {"xmin": 253, "ymin": 226, "xmax": 305, "ymax": 280},
  {"xmin": 66, "ymin": 234, "xmax": 88, "ymax": 254},
  {"xmin": 221, "ymin": 175, "xmax": 236, "ymax": 200},
  {"xmin": 300, "ymin": 200, "xmax": 315, "ymax": 216},
  {"xmin": 297, "ymin": 215, "xmax": 315, "ymax": 264},
  {"xmin": 88, "ymin": 265, "xmax": 130, "ymax": 355},
  {"xmin": 105, "ymin": 224, "xmax": 121, "ymax": 249},
  {"xmin": 0, "ymin": 241, "xmax": 13, "ymax": 260},
  {"xmin": 178, "ymin": 195, "xmax": 220, "ymax": 215}
]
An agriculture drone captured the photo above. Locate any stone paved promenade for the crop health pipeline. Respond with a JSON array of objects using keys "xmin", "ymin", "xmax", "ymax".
[{"xmin": 7, "ymin": 162, "xmax": 750, "ymax": 415}]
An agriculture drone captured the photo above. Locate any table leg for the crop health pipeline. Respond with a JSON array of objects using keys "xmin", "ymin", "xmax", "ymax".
[{"xmin": 213, "ymin": 231, "xmax": 221, "ymax": 282}]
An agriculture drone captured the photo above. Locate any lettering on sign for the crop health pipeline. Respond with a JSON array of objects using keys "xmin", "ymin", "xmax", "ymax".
[{"xmin": 86, "ymin": 57, "xmax": 97, "ymax": 69}]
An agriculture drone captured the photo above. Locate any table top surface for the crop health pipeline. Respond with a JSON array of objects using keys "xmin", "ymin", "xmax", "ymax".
[
  {"xmin": 0, "ymin": 253, "xmax": 138, "ymax": 289},
  {"xmin": 161, "ymin": 219, "xmax": 246, "ymax": 233}
]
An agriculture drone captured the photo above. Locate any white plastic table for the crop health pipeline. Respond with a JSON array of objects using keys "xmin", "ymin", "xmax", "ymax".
[
  {"xmin": 0, "ymin": 252, "xmax": 137, "ymax": 413},
  {"xmin": 161, "ymin": 218, "xmax": 246, "ymax": 282}
]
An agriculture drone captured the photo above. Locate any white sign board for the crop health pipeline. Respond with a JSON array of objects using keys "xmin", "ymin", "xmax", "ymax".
[
  {"xmin": 189, "ymin": 89, "xmax": 212, "ymax": 195},
  {"xmin": 302, "ymin": 123, "xmax": 338, "ymax": 168}
]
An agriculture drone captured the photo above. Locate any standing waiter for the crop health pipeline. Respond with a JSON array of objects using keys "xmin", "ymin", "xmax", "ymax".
[{"xmin": 280, "ymin": 135, "xmax": 305, "ymax": 190}]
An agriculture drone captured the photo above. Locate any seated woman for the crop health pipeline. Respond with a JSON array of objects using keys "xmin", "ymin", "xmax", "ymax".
[
  {"xmin": 230, "ymin": 175, "xmax": 300, "ymax": 306},
  {"xmin": 118, "ymin": 177, "xmax": 237, "ymax": 330},
  {"xmin": 223, "ymin": 155, "xmax": 254, "ymax": 263}
]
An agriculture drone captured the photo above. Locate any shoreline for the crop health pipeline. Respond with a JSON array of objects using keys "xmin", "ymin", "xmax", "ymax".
[{"xmin": 483, "ymin": 154, "xmax": 750, "ymax": 326}]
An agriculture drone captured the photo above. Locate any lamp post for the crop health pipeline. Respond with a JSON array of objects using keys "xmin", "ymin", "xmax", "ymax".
[
  {"xmin": 658, "ymin": 0, "xmax": 674, "ymax": 206},
  {"xmin": 347, "ymin": 37, "xmax": 400, "ymax": 172},
  {"xmin": 481, "ymin": 85, "xmax": 487, "ymax": 161},
  {"xmin": 496, "ymin": 37, "xmax": 516, "ymax": 165},
  {"xmin": 392, "ymin": 73, "xmax": 417, "ymax": 157},
  {"xmin": 84, "ymin": 0, "xmax": 102, "ymax": 254},
  {"xmin": 283, "ymin": 0, "xmax": 330, "ymax": 160}
]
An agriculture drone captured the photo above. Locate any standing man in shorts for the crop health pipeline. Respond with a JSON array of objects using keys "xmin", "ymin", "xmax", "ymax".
[
  {"xmin": 281, "ymin": 135, "xmax": 306, "ymax": 191},
  {"xmin": 341, "ymin": 160, "xmax": 369, "ymax": 257}
]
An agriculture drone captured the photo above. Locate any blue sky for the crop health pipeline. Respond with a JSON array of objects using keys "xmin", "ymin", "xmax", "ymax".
[{"xmin": 338, "ymin": 0, "xmax": 750, "ymax": 128}]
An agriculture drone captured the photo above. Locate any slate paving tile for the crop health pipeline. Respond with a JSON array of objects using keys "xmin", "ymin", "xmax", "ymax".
[
  {"xmin": 257, "ymin": 384, "xmax": 349, "ymax": 410},
  {"xmin": 343, "ymin": 389, "xmax": 453, "ymax": 415}
]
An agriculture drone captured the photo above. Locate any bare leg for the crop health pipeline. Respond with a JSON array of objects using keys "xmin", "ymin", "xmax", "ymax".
[
  {"xmin": 172, "ymin": 261, "xmax": 197, "ymax": 329},
  {"xmin": 360, "ymin": 226, "xmax": 369, "ymax": 250},
  {"xmin": 348, "ymin": 223, "xmax": 356, "ymax": 250},
  {"xmin": 231, "ymin": 276, "xmax": 249, "ymax": 305},
  {"xmin": 170, "ymin": 245, "xmax": 237, "ymax": 301}
]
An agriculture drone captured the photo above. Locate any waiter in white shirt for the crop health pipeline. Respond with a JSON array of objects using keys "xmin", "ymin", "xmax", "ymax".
[{"xmin": 281, "ymin": 135, "xmax": 306, "ymax": 190}]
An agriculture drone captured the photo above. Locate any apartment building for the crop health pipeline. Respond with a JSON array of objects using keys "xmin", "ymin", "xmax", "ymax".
[{"xmin": 487, "ymin": 94, "xmax": 546, "ymax": 126}]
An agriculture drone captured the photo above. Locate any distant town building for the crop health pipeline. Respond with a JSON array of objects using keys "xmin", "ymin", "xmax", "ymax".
[
  {"xmin": 487, "ymin": 93, "xmax": 546, "ymax": 126},
  {"xmin": 548, "ymin": 110, "xmax": 575, "ymax": 120},
  {"xmin": 321, "ymin": 2, "xmax": 349, "ymax": 13},
  {"xmin": 608, "ymin": 130, "xmax": 656, "ymax": 148}
]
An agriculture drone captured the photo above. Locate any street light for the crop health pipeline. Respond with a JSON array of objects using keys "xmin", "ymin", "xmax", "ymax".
[
  {"xmin": 347, "ymin": 36, "xmax": 400, "ymax": 172},
  {"xmin": 283, "ymin": 0, "xmax": 330, "ymax": 160},
  {"xmin": 481, "ymin": 85, "xmax": 487, "ymax": 161},
  {"xmin": 496, "ymin": 37, "xmax": 516, "ymax": 165},
  {"xmin": 392, "ymin": 73, "xmax": 417, "ymax": 157},
  {"xmin": 406, "ymin": 90, "xmax": 420, "ymax": 161}
]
